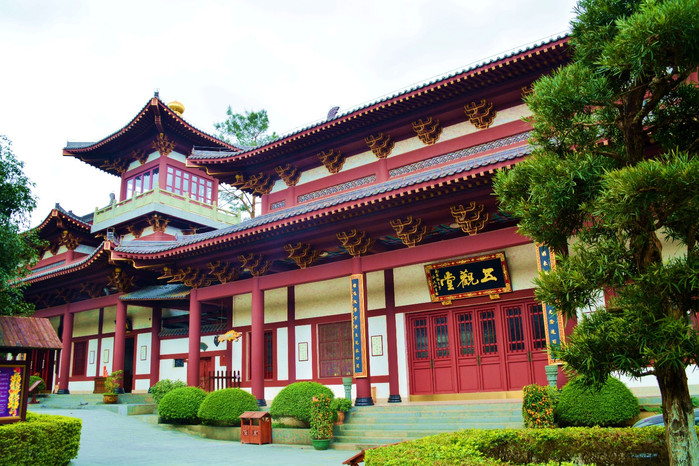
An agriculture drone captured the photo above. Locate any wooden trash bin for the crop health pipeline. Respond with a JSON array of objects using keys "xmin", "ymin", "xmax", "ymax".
[
  {"xmin": 93, "ymin": 376, "xmax": 107, "ymax": 394},
  {"xmin": 240, "ymin": 411, "xmax": 272, "ymax": 445}
]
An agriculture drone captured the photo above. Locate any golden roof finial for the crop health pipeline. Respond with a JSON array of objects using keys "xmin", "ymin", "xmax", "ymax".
[{"xmin": 168, "ymin": 101, "xmax": 185, "ymax": 116}]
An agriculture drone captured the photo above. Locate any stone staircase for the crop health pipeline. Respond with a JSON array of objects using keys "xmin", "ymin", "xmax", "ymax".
[{"xmin": 332, "ymin": 400, "xmax": 523, "ymax": 451}]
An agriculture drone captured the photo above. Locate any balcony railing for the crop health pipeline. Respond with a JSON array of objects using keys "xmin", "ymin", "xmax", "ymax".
[{"xmin": 93, "ymin": 186, "xmax": 240, "ymax": 227}]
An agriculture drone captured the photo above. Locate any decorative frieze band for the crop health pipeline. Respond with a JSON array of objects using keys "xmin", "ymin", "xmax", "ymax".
[{"xmin": 297, "ymin": 175, "xmax": 376, "ymax": 203}]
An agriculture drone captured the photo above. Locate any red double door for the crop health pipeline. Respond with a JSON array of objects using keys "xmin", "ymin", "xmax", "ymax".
[{"xmin": 409, "ymin": 299, "xmax": 549, "ymax": 395}]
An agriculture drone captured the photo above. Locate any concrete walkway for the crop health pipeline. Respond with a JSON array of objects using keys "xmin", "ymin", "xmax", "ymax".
[{"xmin": 29, "ymin": 406, "xmax": 355, "ymax": 465}]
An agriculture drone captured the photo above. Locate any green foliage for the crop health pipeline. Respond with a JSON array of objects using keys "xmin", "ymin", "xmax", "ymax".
[
  {"xmin": 556, "ymin": 377, "xmax": 639, "ymax": 427},
  {"xmin": 493, "ymin": 0, "xmax": 699, "ymax": 461},
  {"xmin": 309, "ymin": 393, "xmax": 334, "ymax": 440},
  {"xmin": 364, "ymin": 426, "xmax": 679, "ymax": 465},
  {"xmin": 158, "ymin": 386, "xmax": 207, "ymax": 425},
  {"xmin": 214, "ymin": 108, "xmax": 278, "ymax": 219},
  {"xmin": 197, "ymin": 388, "xmax": 259, "ymax": 427},
  {"xmin": 0, "ymin": 135, "xmax": 43, "ymax": 316},
  {"xmin": 149, "ymin": 379, "xmax": 187, "ymax": 405},
  {"xmin": 269, "ymin": 382, "xmax": 334, "ymax": 425},
  {"xmin": 331, "ymin": 397, "xmax": 353, "ymax": 412},
  {"xmin": 214, "ymin": 108, "xmax": 278, "ymax": 148},
  {"xmin": 29, "ymin": 375, "xmax": 46, "ymax": 392},
  {"xmin": 522, "ymin": 384, "xmax": 559, "ymax": 428},
  {"xmin": 104, "ymin": 370, "xmax": 123, "ymax": 395},
  {"xmin": 0, "ymin": 412, "xmax": 81, "ymax": 466}
]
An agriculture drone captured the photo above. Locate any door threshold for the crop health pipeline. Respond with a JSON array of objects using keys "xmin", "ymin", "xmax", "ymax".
[{"xmin": 410, "ymin": 391, "xmax": 523, "ymax": 402}]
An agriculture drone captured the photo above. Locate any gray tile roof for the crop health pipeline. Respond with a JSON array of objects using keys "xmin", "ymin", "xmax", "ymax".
[
  {"xmin": 189, "ymin": 34, "xmax": 564, "ymax": 161},
  {"xmin": 116, "ymin": 143, "xmax": 531, "ymax": 255},
  {"xmin": 120, "ymin": 284, "xmax": 191, "ymax": 301},
  {"xmin": 25, "ymin": 243, "xmax": 106, "ymax": 282}
]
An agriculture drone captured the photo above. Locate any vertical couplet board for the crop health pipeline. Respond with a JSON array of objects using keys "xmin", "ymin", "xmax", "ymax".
[
  {"xmin": 350, "ymin": 274, "xmax": 368, "ymax": 378},
  {"xmin": 536, "ymin": 244, "xmax": 565, "ymax": 364},
  {"xmin": 0, "ymin": 362, "xmax": 27, "ymax": 424}
]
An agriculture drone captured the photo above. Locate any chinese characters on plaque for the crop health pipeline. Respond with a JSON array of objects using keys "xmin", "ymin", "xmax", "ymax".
[
  {"xmin": 350, "ymin": 274, "xmax": 368, "ymax": 378},
  {"xmin": 424, "ymin": 252, "xmax": 511, "ymax": 303}
]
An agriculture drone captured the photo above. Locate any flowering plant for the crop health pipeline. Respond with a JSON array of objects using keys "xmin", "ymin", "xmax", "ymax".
[
  {"xmin": 522, "ymin": 383, "xmax": 558, "ymax": 428},
  {"xmin": 309, "ymin": 394, "xmax": 334, "ymax": 439},
  {"xmin": 104, "ymin": 370, "xmax": 123, "ymax": 395}
]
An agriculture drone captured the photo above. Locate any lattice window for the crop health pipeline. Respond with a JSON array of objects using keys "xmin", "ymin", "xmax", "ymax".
[
  {"xmin": 412, "ymin": 318, "xmax": 429, "ymax": 360},
  {"xmin": 72, "ymin": 341, "xmax": 87, "ymax": 377},
  {"xmin": 529, "ymin": 304, "xmax": 547, "ymax": 350},
  {"xmin": 457, "ymin": 312, "xmax": 475, "ymax": 356},
  {"xmin": 505, "ymin": 306, "xmax": 526, "ymax": 352},
  {"xmin": 318, "ymin": 322, "xmax": 353, "ymax": 378},
  {"xmin": 480, "ymin": 310, "xmax": 498, "ymax": 354}
]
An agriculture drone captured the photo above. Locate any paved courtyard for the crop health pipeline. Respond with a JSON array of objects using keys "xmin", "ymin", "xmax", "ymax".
[{"xmin": 30, "ymin": 407, "xmax": 354, "ymax": 465}]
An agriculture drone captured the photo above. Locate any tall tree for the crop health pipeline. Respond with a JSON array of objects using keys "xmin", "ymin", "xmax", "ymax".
[
  {"xmin": 214, "ymin": 108, "xmax": 279, "ymax": 219},
  {"xmin": 0, "ymin": 135, "xmax": 42, "ymax": 315},
  {"xmin": 494, "ymin": 0, "xmax": 699, "ymax": 464}
]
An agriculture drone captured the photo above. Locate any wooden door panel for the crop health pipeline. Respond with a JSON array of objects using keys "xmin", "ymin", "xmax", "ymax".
[
  {"xmin": 481, "ymin": 363, "xmax": 504, "ymax": 390},
  {"xmin": 457, "ymin": 364, "xmax": 479, "ymax": 391},
  {"xmin": 412, "ymin": 366, "xmax": 434, "ymax": 394}
]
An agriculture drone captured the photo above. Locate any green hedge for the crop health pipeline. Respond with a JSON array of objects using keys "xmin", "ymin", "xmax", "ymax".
[
  {"xmin": 364, "ymin": 427, "xmax": 675, "ymax": 465},
  {"xmin": 556, "ymin": 377, "xmax": 639, "ymax": 427},
  {"xmin": 198, "ymin": 388, "xmax": 259, "ymax": 426},
  {"xmin": 158, "ymin": 386, "xmax": 207, "ymax": 425},
  {"xmin": 269, "ymin": 382, "xmax": 334, "ymax": 425},
  {"xmin": 0, "ymin": 412, "xmax": 81, "ymax": 466},
  {"xmin": 149, "ymin": 379, "xmax": 187, "ymax": 405}
]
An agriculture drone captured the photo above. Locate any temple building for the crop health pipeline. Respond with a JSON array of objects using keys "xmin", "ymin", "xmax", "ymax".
[{"xmin": 23, "ymin": 35, "xmax": 678, "ymax": 404}]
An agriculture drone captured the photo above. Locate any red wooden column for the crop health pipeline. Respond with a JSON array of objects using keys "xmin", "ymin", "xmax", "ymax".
[
  {"xmin": 226, "ymin": 304, "xmax": 233, "ymax": 373},
  {"xmin": 384, "ymin": 269, "xmax": 402, "ymax": 403},
  {"xmin": 188, "ymin": 288, "xmax": 201, "ymax": 387},
  {"xmin": 113, "ymin": 299, "xmax": 127, "ymax": 393},
  {"xmin": 150, "ymin": 306, "xmax": 162, "ymax": 387},
  {"xmin": 251, "ymin": 276, "xmax": 266, "ymax": 406},
  {"xmin": 353, "ymin": 257, "xmax": 374, "ymax": 406},
  {"xmin": 287, "ymin": 286, "xmax": 296, "ymax": 383},
  {"xmin": 57, "ymin": 304, "xmax": 73, "ymax": 394}
]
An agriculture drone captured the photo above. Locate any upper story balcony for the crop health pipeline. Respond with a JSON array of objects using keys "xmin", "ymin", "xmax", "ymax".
[{"xmin": 91, "ymin": 186, "xmax": 240, "ymax": 234}]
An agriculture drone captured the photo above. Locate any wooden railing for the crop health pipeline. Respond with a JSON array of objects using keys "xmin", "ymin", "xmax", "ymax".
[{"xmin": 200, "ymin": 369, "xmax": 241, "ymax": 392}]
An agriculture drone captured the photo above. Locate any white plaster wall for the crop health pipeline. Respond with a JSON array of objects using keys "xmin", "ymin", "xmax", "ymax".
[
  {"xmin": 265, "ymin": 288, "xmax": 287, "ymax": 323},
  {"xmin": 68, "ymin": 381, "xmax": 94, "ymax": 393},
  {"xmin": 277, "ymin": 327, "xmax": 288, "ymax": 381},
  {"xmin": 343, "ymin": 150, "xmax": 376, "ymax": 172},
  {"xmin": 439, "ymin": 120, "xmax": 477, "ymax": 144},
  {"xmin": 73, "ymin": 309, "xmax": 99, "ymax": 338},
  {"xmin": 160, "ymin": 338, "xmax": 188, "ymax": 355},
  {"xmin": 160, "ymin": 359, "xmax": 187, "ymax": 382},
  {"xmin": 372, "ymin": 382, "xmax": 390, "ymax": 401},
  {"xmin": 493, "ymin": 104, "xmax": 531, "ymax": 127},
  {"xmin": 101, "ymin": 337, "xmax": 114, "ymax": 374},
  {"xmin": 129, "ymin": 306, "xmax": 152, "ymax": 330},
  {"xmin": 127, "ymin": 152, "xmax": 159, "ymax": 171},
  {"xmin": 231, "ymin": 335, "xmax": 243, "ymax": 373},
  {"xmin": 86, "ymin": 338, "xmax": 99, "ymax": 377},
  {"xmin": 168, "ymin": 151, "xmax": 187, "ymax": 164},
  {"xmin": 394, "ymin": 263, "xmax": 431, "ymax": 307},
  {"xmin": 233, "ymin": 294, "xmax": 252, "ymax": 327},
  {"xmin": 395, "ymin": 313, "xmax": 409, "ymax": 400},
  {"xmin": 388, "ymin": 137, "xmax": 424, "ymax": 160},
  {"xmin": 103, "ymin": 306, "xmax": 116, "ymax": 334},
  {"xmin": 505, "ymin": 243, "xmax": 539, "ymax": 291},
  {"xmin": 367, "ymin": 271, "xmax": 385, "ymax": 310},
  {"xmin": 295, "ymin": 324, "xmax": 312, "ymax": 380},
  {"xmin": 368, "ymin": 316, "xmax": 388, "ymax": 377},
  {"xmin": 135, "ymin": 333, "xmax": 150, "ymax": 375},
  {"xmin": 296, "ymin": 277, "xmax": 350, "ymax": 319},
  {"xmin": 134, "ymin": 379, "xmax": 150, "ymax": 392}
]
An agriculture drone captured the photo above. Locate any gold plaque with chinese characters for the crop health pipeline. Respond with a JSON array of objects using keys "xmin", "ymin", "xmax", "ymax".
[{"xmin": 424, "ymin": 253, "xmax": 511, "ymax": 303}]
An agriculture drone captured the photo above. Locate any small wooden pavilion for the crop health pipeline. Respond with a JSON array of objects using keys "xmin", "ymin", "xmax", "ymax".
[{"xmin": 0, "ymin": 316, "xmax": 62, "ymax": 423}]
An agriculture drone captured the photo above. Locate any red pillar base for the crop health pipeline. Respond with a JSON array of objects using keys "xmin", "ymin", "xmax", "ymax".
[
  {"xmin": 56, "ymin": 389, "xmax": 70, "ymax": 395},
  {"xmin": 388, "ymin": 394, "xmax": 402, "ymax": 403},
  {"xmin": 257, "ymin": 399, "xmax": 267, "ymax": 407},
  {"xmin": 354, "ymin": 377, "xmax": 373, "ymax": 406}
]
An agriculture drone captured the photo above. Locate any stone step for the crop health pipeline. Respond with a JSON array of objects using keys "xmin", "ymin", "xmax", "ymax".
[
  {"xmin": 337, "ymin": 420, "xmax": 522, "ymax": 432},
  {"xmin": 351, "ymin": 402, "xmax": 521, "ymax": 413},
  {"xmin": 345, "ymin": 412, "xmax": 522, "ymax": 421}
]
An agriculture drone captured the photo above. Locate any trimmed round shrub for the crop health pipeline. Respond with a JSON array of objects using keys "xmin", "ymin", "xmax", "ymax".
[
  {"xmin": 556, "ymin": 377, "xmax": 639, "ymax": 427},
  {"xmin": 269, "ymin": 382, "xmax": 334, "ymax": 425},
  {"xmin": 158, "ymin": 386, "xmax": 207, "ymax": 425},
  {"xmin": 197, "ymin": 388, "xmax": 259, "ymax": 426},
  {"xmin": 29, "ymin": 375, "xmax": 46, "ymax": 392},
  {"xmin": 149, "ymin": 379, "xmax": 187, "ymax": 405}
]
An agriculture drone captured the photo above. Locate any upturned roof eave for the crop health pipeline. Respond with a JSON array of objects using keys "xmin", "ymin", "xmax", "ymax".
[
  {"xmin": 187, "ymin": 36, "xmax": 568, "ymax": 167},
  {"xmin": 62, "ymin": 97, "xmax": 243, "ymax": 158},
  {"xmin": 111, "ymin": 148, "xmax": 529, "ymax": 262}
]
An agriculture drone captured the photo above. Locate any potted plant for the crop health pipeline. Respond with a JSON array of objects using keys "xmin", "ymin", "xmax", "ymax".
[
  {"xmin": 103, "ymin": 370, "xmax": 123, "ymax": 404},
  {"xmin": 332, "ymin": 397, "xmax": 352, "ymax": 425},
  {"xmin": 309, "ymin": 394, "xmax": 334, "ymax": 450}
]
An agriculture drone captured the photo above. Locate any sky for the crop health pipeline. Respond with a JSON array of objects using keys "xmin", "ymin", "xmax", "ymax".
[{"xmin": 0, "ymin": 0, "xmax": 578, "ymax": 227}]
